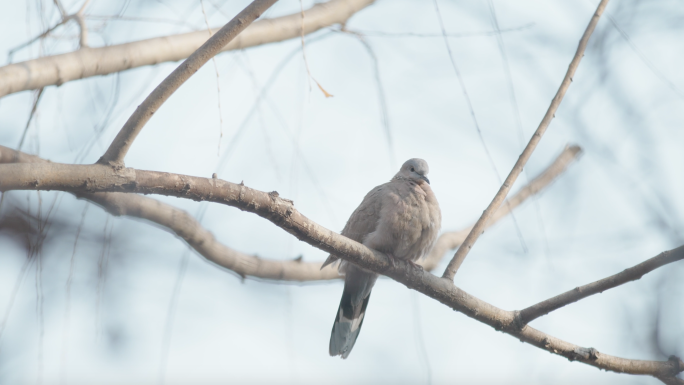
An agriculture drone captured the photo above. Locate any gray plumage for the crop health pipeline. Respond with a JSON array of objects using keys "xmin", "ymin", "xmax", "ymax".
[{"xmin": 324, "ymin": 158, "xmax": 442, "ymax": 358}]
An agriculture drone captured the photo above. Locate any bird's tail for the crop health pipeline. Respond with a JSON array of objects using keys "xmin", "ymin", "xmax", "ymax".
[{"xmin": 329, "ymin": 266, "xmax": 378, "ymax": 358}]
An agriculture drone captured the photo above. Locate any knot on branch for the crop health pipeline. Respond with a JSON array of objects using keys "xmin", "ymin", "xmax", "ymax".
[
  {"xmin": 81, "ymin": 178, "xmax": 96, "ymax": 191},
  {"xmin": 96, "ymin": 157, "xmax": 125, "ymax": 170},
  {"xmin": 237, "ymin": 182, "xmax": 245, "ymax": 203},
  {"xmin": 121, "ymin": 180, "xmax": 138, "ymax": 191},
  {"xmin": 180, "ymin": 181, "xmax": 192, "ymax": 195},
  {"xmin": 269, "ymin": 191, "xmax": 294, "ymax": 207},
  {"xmin": 668, "ymin": 355, "xmax": 684, "ymax": 375},
  {"xmin": 511, "ymin": 310, "xmax": 526, "ymax": 331},
  {"xmin": 570, "ymin": 347, "xmax": 600, "ymax": 362}
]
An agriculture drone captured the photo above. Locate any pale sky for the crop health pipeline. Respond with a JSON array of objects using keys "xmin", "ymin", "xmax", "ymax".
[{"xmin": 1, "ymin": 0, "xmax": 683, "ymax": 384}]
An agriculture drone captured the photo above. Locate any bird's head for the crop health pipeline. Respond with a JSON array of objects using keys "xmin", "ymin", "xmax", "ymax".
[{"xmin": 395, "ymin": 158, "xmax": 430, "ymax": 185}]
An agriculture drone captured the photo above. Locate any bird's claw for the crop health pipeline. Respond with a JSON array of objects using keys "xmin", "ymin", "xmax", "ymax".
[
  {"xmin": 386, "ymin": 255, "xmax": 423, "ymax": 271},
  {"xmin": 387, "ymin": 253, "xmax": 397, "ymax": 268},
  {"xmin": 408, "ymin": 260, "xmax": 424, "ymax": 271}
]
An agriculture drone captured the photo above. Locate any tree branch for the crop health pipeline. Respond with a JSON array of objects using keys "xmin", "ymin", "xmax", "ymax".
[
  {"xmin": 518, "ymin": 246, "xmax": 684, "ymax": 324},
  {"xmin": 421, "ymin": 144, "xmax": 581, "ymax": 271},
  {"xmin": 0, "ymin": 144, "xmax": 579, "ymax": 279},
  {"xmin": 0, "ymin": 160, "xmax": 681, "ymax": 382},
  {"xmin": 0, "ymin": 0, "xmax": 375, "ymax": 98},
  {"xmin": 97, "ymin": 0, "xmax": 278, "ymax": 167},
  {"xmin": 0, "ymin": 146, "xmax": 338, "ymax": 281},
  {"xmin": 8, "ymin": 0, "xmax": 91, "ymax": 60},
  {"xmin": 442, "ymin": 0, "xmax": 610, "ymax": 281}
]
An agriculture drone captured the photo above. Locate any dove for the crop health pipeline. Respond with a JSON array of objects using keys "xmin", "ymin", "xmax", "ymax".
[{"xmin": 323, "ymin": 158, "xmax": 441, "ymax": 358}]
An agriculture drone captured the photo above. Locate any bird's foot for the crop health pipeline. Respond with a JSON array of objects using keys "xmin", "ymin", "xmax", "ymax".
[
  {"xmin": 386, "ymin": 253, "xmax": 397, "ymax": 268},
  {"xmin": 408, "ymin": 260, "xmax": 424, "ymax": 271}
]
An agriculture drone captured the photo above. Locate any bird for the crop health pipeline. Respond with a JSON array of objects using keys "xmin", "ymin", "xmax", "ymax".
[{"xmin": 323, "ymin": 158, "xmax": 441, "ymax": 358}]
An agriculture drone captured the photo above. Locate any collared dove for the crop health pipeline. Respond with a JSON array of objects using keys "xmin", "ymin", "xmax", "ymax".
[{"xmin": 323, "ymin": 158, "xmax": 441, "ymax": 358}]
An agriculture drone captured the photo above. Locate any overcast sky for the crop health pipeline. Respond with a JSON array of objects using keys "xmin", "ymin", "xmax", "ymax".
[{"xmin": 1, "ymin": 0, "xmax": 683, "ymax": 384}]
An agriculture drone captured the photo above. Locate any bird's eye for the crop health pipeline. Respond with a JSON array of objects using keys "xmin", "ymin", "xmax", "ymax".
[{"xmin": 410, "ymin": 167, "xmax": 415, "ymax": 172}]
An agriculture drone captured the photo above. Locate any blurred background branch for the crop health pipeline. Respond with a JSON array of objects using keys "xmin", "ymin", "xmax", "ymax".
[{"xmin": 0, "ymin": 0, "xmax": 375, "ymax": 97}]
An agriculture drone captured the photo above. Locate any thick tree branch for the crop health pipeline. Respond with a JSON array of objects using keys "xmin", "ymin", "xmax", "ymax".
[
  {"xmin": 442, "ymin": 0, "xmax": 610, "ymax": 281},
  {"xmin": 98, "ymin": 0, "xmax": 278, "ymax": 167},
  {"xmin": 0, "ymin": 146, "xmax": 337, "ymax": 281},
  {"xmin": 0, "ymin": 0, "xmax": 375, "ymax": 98},
  {"xmin": 421, "ymin": 144, "xmax": 581, "ymax": 271},
  {"xmin": 518, "ymin": 246, "xmax": 684, "ymax": 324},
  {"xmin": 87, "ymin": 192, "xmax": 340, "ymax": 281},
  {"xmin": 0, "ymin": 144, "xmax": 576, "ymax": 281},
  {"xmin": 0, "ymin": 161, "xmax": 682, "ymax": 382}
]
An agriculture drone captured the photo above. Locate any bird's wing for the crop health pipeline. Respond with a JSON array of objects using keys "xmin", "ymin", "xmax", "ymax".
[{"xmin": 321, "ymin": 184, "xmax": 386, "ymax": 269}]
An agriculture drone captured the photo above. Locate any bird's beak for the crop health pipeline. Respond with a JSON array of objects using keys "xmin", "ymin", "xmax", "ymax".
[{"xmin": 420, "ymin": 175, "xmax": 430, "ymax": 184}]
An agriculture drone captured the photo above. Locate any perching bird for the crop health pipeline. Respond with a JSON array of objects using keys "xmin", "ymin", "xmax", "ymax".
[{"xmin": 323, "ymin": 158, "xmax": 441, "ymax": 358}]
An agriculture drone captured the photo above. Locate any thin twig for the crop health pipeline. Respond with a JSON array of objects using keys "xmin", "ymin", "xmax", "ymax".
[
  {"xmin": 604, "ymin": 13, "xmax": 684, "ymax": 99},
  {"xmin": 158, "ymin": 249, "xmax": 189, "ymax": 385},
  {"xmin": 200, "ymin": 0, "xmax": 225, "ymax": 155},
  {"xmin": 348, "ymin": 23, "xmax": 533, "ymax": 38},
  {"xmin": 433, "ymin": 0, "xmax": 529, "ymax": 254},
  {"xmin": 72, "ymin": 15, "xmax": 88, "ymax": 48},
  {"xmin": 297, "ymin": 0, "xmax": 332, "ymax": 98},
  {"xmin": 0, "ymin": 0, "xmax": 374, "ymax": 98},
  {"xmin": 73, "ymin": 0, "xmax": 91, "ymax": 48},
  {"xmin": 487, "ymin": 0, "xmax": 552, "ymax": 258},
  {"xmin": 16, "ymin": 88, "xmax": 44, "ymax": 155},
  {"xmin": 53, "ymin": 0, "xmax": 67, "ymax": 18},
  {"xmin": 421, "ymin": 145, "xmax": 582, "ymax": 271},
  {"xmin": 432, "ymin": 0, "xmax": 501, "ymax": 186},
  {"xmin": 84, "ymin": 15, "xmax": 194, "ymax": 28},
  {"xmin": 7, "ymin": 22, "xmax": 66, "ymax": 62},
  {"xmin": 343, "ymin": 31, "xmax": 395, "ymax": 169},
  {"xmin": 518, "ymin": 246, "xmax": 684, "ymax": 324},
  {"xmin": 97, "ymin": 0, "xmax": 278, "ymax": 167},
  {"xmin": 9, "ymin": 0, "xmax": 91, "ymax": 60},
  {"xmin": 60, "ymin": 204, "xmax": 89, "ymax": 385},
  {"xmin": 442, "ymin": 0, "xmax": 611, "ymax": 281}
]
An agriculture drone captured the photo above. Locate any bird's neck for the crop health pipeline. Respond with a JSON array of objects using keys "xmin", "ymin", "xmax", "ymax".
[{"xmin": 391, "ymin": 177, "xmax": 433, "ymax": 197}]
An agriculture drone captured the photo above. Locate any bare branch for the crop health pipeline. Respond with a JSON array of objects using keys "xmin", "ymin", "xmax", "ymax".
[
  {"xmin": 85, "ymin": 192, "xmax": 338, "ymax": 281},
  {"xmin": 16, "ymin": 88, "xmax": 45, "ymax": 153},
  {"xmin": 442, "ymin": 0, "xmax": 610, "ymax": 281},
  {"xmin": 659, "ymin": 374, "xmax": 684, "ymax": 385},
  {"xmin": 518, "ymin": 246, "xmax": 684, "ymax": 324},
  {"xmin": 8, "ymin": 0, "xmax": 91, "ymax": 60},
  {"xmin": 421, "ymin": 145, "xmax": 581, "ymax": 271},
  {"xmin": 72, "ymin": 14, "xmax": 88, "ymax": 48},
  {"xmin": 7, "ymin": 22, "xmax": 67, "ymax": 59},
  {"xmin": 0, "ymin": 146, "xmax": 337, "ymax": 281},
  {"xmin": 0, "ymin": 0, "xmax": 375, "ymax": 98},
  {"xmin": 97, "ymin": 0, "xmax": 278, "ymax": 167},
  {"xmin": 73, "ymin": 0, "xmax": 91, "ymax": 48},
  {"xmin": 0, "ymin": 145, "xmax": 575, "ymax": 281},
  {"xmin": 0, "ymin": 144, "xmax": 576, "ymax": 280},
  {"xmin": 53, "ymin": 0, "xmax": 67, "ymax": 18},
  {"xmin": 0, "ymin": 160, "xmax": 682, "ymax": 381}
]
